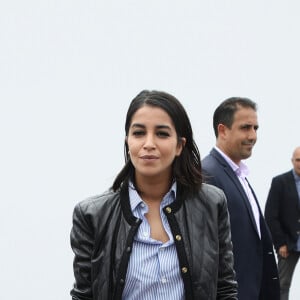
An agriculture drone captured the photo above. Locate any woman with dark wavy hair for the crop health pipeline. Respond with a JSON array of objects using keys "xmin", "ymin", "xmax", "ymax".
[{"xmin": 70, "ymin": 90, "xmax": 237, "ymax": 300}]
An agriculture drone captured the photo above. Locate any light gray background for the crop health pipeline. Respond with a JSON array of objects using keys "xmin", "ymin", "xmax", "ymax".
[{"xmin": 1, "ymin": 1, "xmax": 300, "ymax": 299}]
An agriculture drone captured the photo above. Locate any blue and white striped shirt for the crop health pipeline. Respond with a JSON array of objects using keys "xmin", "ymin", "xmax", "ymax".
[{"xmin": 122, "ymin": 182, "xmax": 184, "ymax": 300}]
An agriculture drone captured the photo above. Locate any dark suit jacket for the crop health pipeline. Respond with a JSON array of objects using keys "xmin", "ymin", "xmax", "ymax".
[
  {"xmin": 202, "ymin": 148, "xmax": 280, "ymax": 300},
  {"xmin": 264, "ymin": 170, "xmax": 300, "ymax": 251}
]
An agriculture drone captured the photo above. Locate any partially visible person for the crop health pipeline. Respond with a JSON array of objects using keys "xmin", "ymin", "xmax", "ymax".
[
  {"xmin": 70, "ymin": 90, "xmax": 237, "ymax": 299},
  {"xmin": 202, "ymin": 97, "xmax": 280, "ymax": 300},
  {"xmin": 265, "ymin": 146, "xmax": 300, "ymax": 300}
]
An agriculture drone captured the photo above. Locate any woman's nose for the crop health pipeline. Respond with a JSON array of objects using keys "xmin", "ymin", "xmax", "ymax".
[{"xmin": 143, "ymin": 134, "xmax": 156, "ymax": 149}]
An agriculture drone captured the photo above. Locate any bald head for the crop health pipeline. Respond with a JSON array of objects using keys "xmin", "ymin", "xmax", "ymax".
[{"xmin": 292, "ymin": 146, "xmax": 300, "ymax": 176}]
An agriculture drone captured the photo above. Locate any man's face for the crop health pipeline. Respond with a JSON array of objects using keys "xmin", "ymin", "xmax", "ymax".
[
  {"xmin": 220, "ymin": 107, "xmax": 258, "ymax": 164},
  {"xmin": 292, "ymin": 148, "xmax": 300, "ymax": 176}
]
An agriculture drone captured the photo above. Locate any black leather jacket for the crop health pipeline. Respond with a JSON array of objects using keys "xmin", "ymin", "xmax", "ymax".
[{"xmin": 70, "ymin": 183, "xmax": 237, "ymax": 300}]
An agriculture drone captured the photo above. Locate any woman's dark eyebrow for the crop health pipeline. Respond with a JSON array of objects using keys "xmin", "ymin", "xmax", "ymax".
[
  {"xmin": 156, "ymin": 125, "xmax": 171, "ymax": 130},
  {"xmin": 131, "ymin": 123, "xmax": 171, "ymax": 130},
  {"xmin": 131, "ymin": 123, "xmax": 145, "ymax": 128}
]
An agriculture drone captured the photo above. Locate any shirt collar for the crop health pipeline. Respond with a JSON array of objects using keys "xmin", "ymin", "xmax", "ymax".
[
  {"xmin": 128, "ymin": 180, "xmax": 177, "ymax": 212},
  {"xmin": 292, "ymin": 169, "xmax": 300, "ymax": 182},
  {"xmin": 214, "ymin": 146, "xmax": 250, "ymax": 177}
]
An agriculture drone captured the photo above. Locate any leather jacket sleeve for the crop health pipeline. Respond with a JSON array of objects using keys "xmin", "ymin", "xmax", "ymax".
[
  {"xmin": 70, "ymin": 202, "xmax": 94, "ymax": 300},
  {"xmin": 216, "ymin": 191, "xmax": 237, "ymax": 299}
]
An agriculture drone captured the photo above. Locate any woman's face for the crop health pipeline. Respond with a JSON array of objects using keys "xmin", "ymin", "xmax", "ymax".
[{"xmin": 126, "ymin": 105, "xmax": 184, "ymax": 182}]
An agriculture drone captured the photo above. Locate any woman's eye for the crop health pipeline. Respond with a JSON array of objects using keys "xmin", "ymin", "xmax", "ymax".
[
  {"xmin": 132, "ymin": 131, "xmax": 145, "ymax": 136},
  {"xmin": 157, "ymin": 131, "xmax": 170, "ymax": 137}
]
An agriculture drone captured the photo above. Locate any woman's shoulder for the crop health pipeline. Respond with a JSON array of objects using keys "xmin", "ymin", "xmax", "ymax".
[
  {"xmin": 199, "ymin": 183, "xmax": 227, "ymax": 203},
  {"xmin": 71, "ymin": 189, "xmax": 124, "ymax": 243},
  {"xmin": 74, "ymin": 189, "xmax": 121, "ymax": 218}
]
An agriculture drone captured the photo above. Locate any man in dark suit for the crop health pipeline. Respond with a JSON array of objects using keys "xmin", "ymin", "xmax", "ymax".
[
  {"xmin": 202, "ymin": 97, "xmax": 280, "ymax": 300},
  {"xmin": 265, "ymin": 146, "xmax": 300, "ymax": 300}
]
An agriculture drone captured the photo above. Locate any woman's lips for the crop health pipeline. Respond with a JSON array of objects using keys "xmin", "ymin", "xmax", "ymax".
[{"xmin": 140, "ymin": 155, "xmax": 158, "ymax": 160}]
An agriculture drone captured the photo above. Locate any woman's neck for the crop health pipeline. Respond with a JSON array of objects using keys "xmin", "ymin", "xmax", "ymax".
[{"xmin": 134, "ymin": 176, "xmax": 172, "ymax": 203}]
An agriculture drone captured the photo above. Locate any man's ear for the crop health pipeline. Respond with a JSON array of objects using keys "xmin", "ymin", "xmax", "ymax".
[{"xmin": 217, "ymin": 124, "xmax": 226, "ymax": 137}]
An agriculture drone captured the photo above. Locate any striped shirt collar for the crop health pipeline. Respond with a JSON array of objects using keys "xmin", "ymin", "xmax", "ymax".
[{"xmin": 128, "ymin": 180, "xmax": 177, "ymax": 212}]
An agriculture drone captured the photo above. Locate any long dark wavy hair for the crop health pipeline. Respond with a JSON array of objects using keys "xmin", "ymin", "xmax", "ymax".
[{"xmin": 111, "ymin": 90, "xmax": 202, "ymax": 192}]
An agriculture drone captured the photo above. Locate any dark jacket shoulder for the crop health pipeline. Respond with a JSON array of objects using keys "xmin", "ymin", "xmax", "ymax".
[{"xmin": 200, "ymin": 183, "xmax": 227, "ymax": 204}]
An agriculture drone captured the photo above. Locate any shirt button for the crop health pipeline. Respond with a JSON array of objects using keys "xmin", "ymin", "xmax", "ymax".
[
  {"xmin": 161, "ymin": 277, "xmax": 167, "ymax": 283},
  {"xmin": 165, "ymin": 207, "xmax": 172, "ymax": 213},
  {"xmin": 143, "ymin": 232, "xmax": 148, "ymax": 237}
]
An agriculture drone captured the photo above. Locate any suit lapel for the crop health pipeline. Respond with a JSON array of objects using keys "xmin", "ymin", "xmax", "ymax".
[
  {"xmin": 286, "ymin": 171, "xmax": 300, "ymax": 209},
  {"xmin": 211, "ymin": 149, "xmax": 261, "ymax": 238}
]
